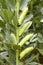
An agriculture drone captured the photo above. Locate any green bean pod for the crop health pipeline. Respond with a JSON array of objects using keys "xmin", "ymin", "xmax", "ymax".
[
  {"xmin": 19, "ymin": 7, "xmax": 28, "ymax": 25},
  {"xmin": 20, "ymin": 47, "xmax": 34, "ymax": 59},
  {"xmin": 19, "ymin": 22, "xmax": 31, "ymax": 36},
  {"xmin": 18, "ymin": 34, "xmax": 33, "ymax": 47},
  {"xmin": 11, "ymin": 33, "xmax": 17, "ymax": 45},
  {"xmin": 16, "ymin": 0, "xmax": 20, "ymax": 12}
]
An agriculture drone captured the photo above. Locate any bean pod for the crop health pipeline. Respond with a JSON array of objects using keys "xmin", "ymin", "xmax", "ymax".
[
  {"xmin": 11, "ymin": 33, "xmax": 17, "ymax": 45},
  {"xmin": 18, "ymin": 34, "xmax": 33, "ymax": 47},
  {"xmin": 20, "ymin": 47, "xmax": 34, "ymax": 59},
  {"xmin": 19, "ymin": 22, "xmax": 31, "ymax": 36},
  {"xmin": 19, "ymin": 7, "xmax": 28, "ymax": 25}
]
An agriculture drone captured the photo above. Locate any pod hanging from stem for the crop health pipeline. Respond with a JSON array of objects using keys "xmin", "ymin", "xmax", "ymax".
[
  {"xmin": 18, "ymin": 34, "xmax": 33, "ymax": 47},
  {"xmin": 16, "ymin": 0, "xmax": 20, "ymax": 12},
  {"xmin": 20, "ymin": 47, "xmax": 34, "ymax": 59},
  {"xmin": 11, "ymin": 33, "xmax": 17, "ymax": 45},
  {"xmin": 19, "ymin": 7, "xmax": 28, "ymax": 25},
  {"xmin": 19, "ymin": 21, "xmax": 31, "ymax": 36}
]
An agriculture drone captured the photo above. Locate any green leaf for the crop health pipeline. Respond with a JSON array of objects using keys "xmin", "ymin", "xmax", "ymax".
[
  {"xmin": 0, "ymin": 33, "xmax": 4, "ymax": 41},
  {"xmin": 38, "ymin": 33, "xmax": 43, "ymax": 43},
  {"xmin": 37, "ymin": 48, "xmax": 43, "ymax": 56},
  {"xmin": 0, "ymin": 51, "xmax": 8, "ymax": 57},
  {"xmin": 0, "ymin": 9, "xmax": 13, "ymax": 24},
  {"xmin": 20, "ymin": 0, "xmax": 29, "ymax": 10},
  {"xmin": 5, "ymin": 0, "xmax": 16, "ymax": 10},
  {"xmin": 25, "ymin": 54, "xmax": 39, "ymax": 65},
  {"xmin": 13, "ymin": 11, "xmax": 18, "ymax": 28},
  {"xmin": 8, "ymin": 49, "xmax": 16, "ymax": 65},
  {"xmin": 23, "ymin": 14, "xmax": 33, "ymax": 23},
  {"xmin": 0, "ymin": 20, "xmax": 5, "ymax": 29},
  {"xmin": 26, "ymin": 62, "xmax": 41, "ymax": 65},
  {"xmin": 0, "ymin": 0, "xmax": 7, "ymax": 9},
  {"xmin": 18, "ymin": 61, "xmax": 24, "ymax": 65}
]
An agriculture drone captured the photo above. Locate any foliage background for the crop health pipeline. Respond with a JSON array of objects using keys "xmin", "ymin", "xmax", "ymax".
[{"xmin": 0, "ymin": 0, "xmax": 43, "ymax": 65}]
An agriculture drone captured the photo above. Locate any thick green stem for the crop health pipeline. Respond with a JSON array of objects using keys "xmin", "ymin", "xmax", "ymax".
[
  {"xmin": 16, "ymin": 50, "xmax": 19, "ymax": 65},
  {"xmin": 16, "ymin": 29, "xmax": 19, "ymax": 65},
  {"xmin": 15, "ymin": 1, "xmax": 20, "ymax": 65},
  {"xmin": 16, "ymin": 26, "xmax": 19, "ymax": 65}
]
